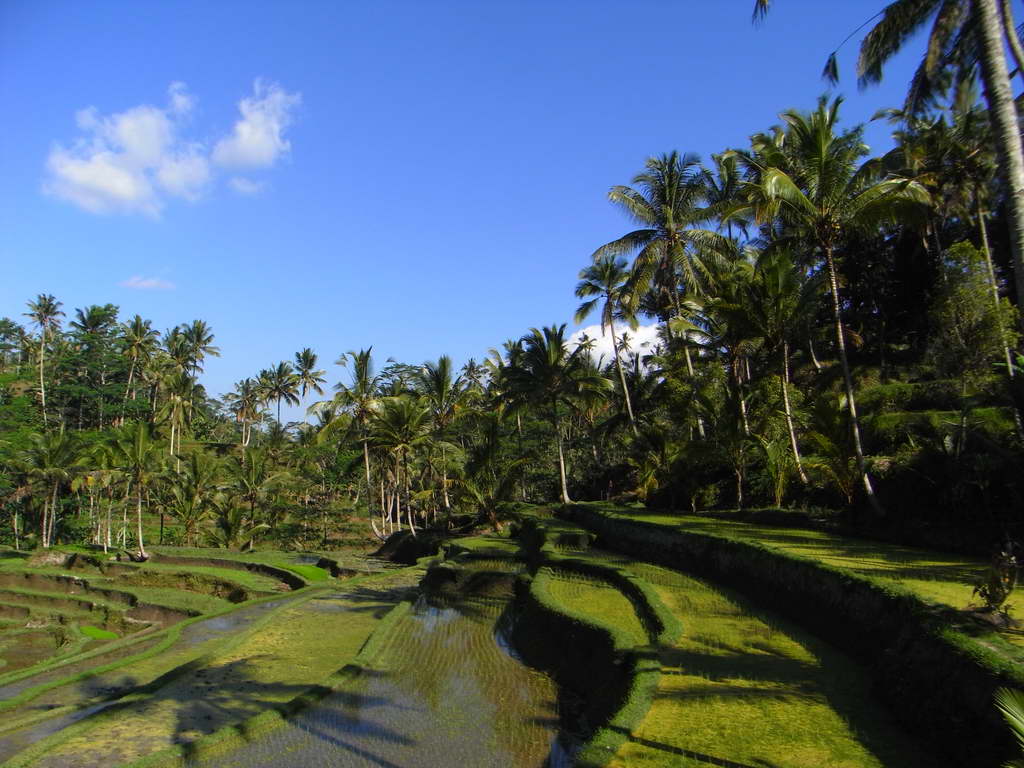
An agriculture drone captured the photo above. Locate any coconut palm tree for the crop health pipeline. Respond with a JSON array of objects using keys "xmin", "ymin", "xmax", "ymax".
[
  {"xmin": 157, "ymin": 371, "xmax": 194, "ymax": 467},
  {"xmin": 504, "ymin": 325, "xmax": 611, "ymax": 504},
  {"xmin": 370, "ymin": 394, "xmax": 431, "ymax": 535},
  {"xmin": 181, "ymin": 319, "xmax": 219, "ymax": 378},
  {"xmin": 225, "ymin": 447, "xmax": 285, "ymax": 548},
  {"xmin": 108, "ymin": 421, "xmax": 162, "ymax": 559},
  {"xmin": 23, "ymin": 294, "xmax": 64, "ymax": 427},
  {"xmin": 593, "ymin": 152, "xmax": 730, "ymax": 329},
  {"xmin": 259, "ymin": 362, "xmax": 300, "ymax": 423},
  {"xmin": 120, "ymin": 315, "xmax": 160, "ymax": 425},
  {"xmin": 754, "ymin": 0, "xmax": 1024, "ymax": 334},
  {"xmin": 732, "ymin": 96, "xmax": 930, "ymax": 515},
  {"xmin": 414, "ymin": 356, "xmax": 464, "ymax": 511},
  {"xmin": 741, "ymin": 249, "xmax": 822, "ymax": 483},
  {"xmin": 330, "ymin": 348, "xmax": 381, "ymax": 513},
  {"xmin": 16, "ymin": 431, "xmax": 79, "ymax": 547},
  {"xmin": 575, "ymin": 255, "xmax": 640, "ymax": 434},
  {"xmin": 293, "ymin": 348, "xmax": 326, "ymax": 400},
  {"xmin": 166, "ymin": 451, "xmax": 222, "ymax": 546},
  {"xmin": 225, "ymin": 378, "xmax": 262, "ymax": 448}
]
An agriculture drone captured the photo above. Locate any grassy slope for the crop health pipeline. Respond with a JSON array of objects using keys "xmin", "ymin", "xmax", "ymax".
[
  {"xmin": 607, "ymin": 558, "xmax": 929, "ymax": 768},
  {"xmin": 20, "ymin": 568, "xmax": 420, "ymax": 767},
  {"xmin": 637, "ymin": 512, "xmax": 1010, "ymax": 612}
]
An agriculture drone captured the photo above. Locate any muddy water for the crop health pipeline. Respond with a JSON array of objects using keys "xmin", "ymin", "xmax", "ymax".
[{"xmin": 200, "ymin": 581, "xmax": 569, "ymax": 767}]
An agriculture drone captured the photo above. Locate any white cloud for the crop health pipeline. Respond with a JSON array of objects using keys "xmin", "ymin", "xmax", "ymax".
[
  {"xmin": 570, "ymin": 322, "xmax": 662, "ymax": 365},
  {"xmin": 167, "ymin": 81, "xmax": 194, "ymax": 115},
  {"xmin": 228, "ymin": 176, "xmax": 266, "ymax": 196},
  {"xmin": 44, "ymin": 79, "xmax": 299, "ymax": 216},
  {"xmin": 44, "ymin": 83, "xmax": 207, "ymax": 216},
  {"xmin": 119, "ymin": 275, "xmax": 176, "ymax": 290},
  {"xmin": 213, "ymin": 80, "xmax": 301, "ymax": 169}
]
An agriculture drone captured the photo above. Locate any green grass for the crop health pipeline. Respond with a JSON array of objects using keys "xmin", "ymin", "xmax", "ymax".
[
  {"xmin": 80, "ymin": 625, "xmax": 118, "ymax": 641},
  {"xmin": 123, "ymin": 562, "xmax": 284, "ymax": 593},
  {"xmin": 606, "ymin": 558, "xmax": 930, "ymax": 768},
  {"xmin": 634, "ymin": 511, "xmax": 1006, "ymax": 614},
  {"xmin": 277, "ymin": 564, "xmax": 329, "ymax": 581},
  {"xmin": 17, "ymin": 568, "xmax": 423, "ymax": 768},
  {"xmin": 107, "ymin": 585, "xmax": 231, "ymax": 615},
  {"xmin": 541, "ymin": 566, "xmax": 648, "ymax": 647}
]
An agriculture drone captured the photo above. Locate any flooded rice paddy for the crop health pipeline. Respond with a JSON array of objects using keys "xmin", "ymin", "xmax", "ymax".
[{"xmin": 197, "ymin": 578, "xmax": 569, "ymax": 767}]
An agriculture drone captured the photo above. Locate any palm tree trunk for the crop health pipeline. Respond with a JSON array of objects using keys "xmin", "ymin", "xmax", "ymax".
[
  {"xmin": 976, "ymin": 0, "xmax": 1024, "ymax": 334},
  {"xmin": 121, "ymin": 358, "xmax": 136, "ymax": 426},
  {"xmin": 998, "ymin": 0, "xmax": 1024, "ymax": 89},
  {"xmin": 39, "ymin": 334, "xmax": 47, "ymax": 427},
  {"xmin": 977, "ymin": 200, "xmax": 1016, "ymax": 375},
  {"xmin": 781, "ymin": 342, "xmax": 808, "ymax": 484},
  {"xmin": 978, "ymin": 201, "xmax": 1024, "ymax": 439},
  {"xmin": 610, "ymin": 325, "xmax": 638, "ymax": 434},
  {"xmin": 808, "ymin": 338, "xmax": 822, "ymax": 372},
  {"xmin": 48, "ymin": 482, "xmax": 59, "ymax": 547},
  {"xmin": 136, "ymin": 489, "xmax": 147, "ymax": 559},
  {"xmin": 683, "ymin": 346, "xmax": 706, "ymax": 438},
  {"xmin": 440, "ymin": 445, "xmax": 451, "ymax": 510},
  {"xmin": 825, "ymin": 249, "xmax": 885, "ymax": 517},
  {"xmin": 552, "ymin": 399, "xmax": 570, "ymax": 504}
]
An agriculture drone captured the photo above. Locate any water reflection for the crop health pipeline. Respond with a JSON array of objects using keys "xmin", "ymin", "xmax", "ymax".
[{"xmin": 198, "ymin": 577, "xmax": 568, "ymax": 767}]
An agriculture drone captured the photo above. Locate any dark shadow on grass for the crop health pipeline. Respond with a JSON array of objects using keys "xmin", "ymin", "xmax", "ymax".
[{"xmin": 607, "ymin": 726, "xmax": 779, "ymax": 768}]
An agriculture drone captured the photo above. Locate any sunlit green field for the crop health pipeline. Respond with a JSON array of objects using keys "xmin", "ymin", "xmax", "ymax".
[{"xmin": 633, "ymin": 512, "xmax": 1007, "ymax": 611}]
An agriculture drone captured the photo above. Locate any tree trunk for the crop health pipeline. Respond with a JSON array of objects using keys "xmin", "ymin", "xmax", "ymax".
[
  {"xmin": 976, "ymin": 0, "xmax": 1024, "ymax": 335},
  {"xmin": 552, "ymin": 403, "xmax": 571, "ymax": 505},
  {"xmin": 808, "ymin": 338, "xmax": 822, "ymax": 372},
  {"xmin": 977, "ymin": 200, "xmax": 1016, "ymax": 375},
  {"xmin": 825, "ymin": 249, "xmax": 885, "ymax": 517},
  {"xmin": 136, "ymin": 489, "xmax": 147, "ymax": 559},
  {"xmin": 998, "ymin": 0, "xmax": 1024, "ymax": 89},
  {"xmin": 683, "ymin": 346, "xmax": 706, "ymax": 438},
  {"xmin": 121, "ymin": 358, "xmax": 136, "ymax": 427},
  {"xmin": 39, "ymin": 334, "xmax": 47, "ymax": 427},
  {"xmin": 610, "ymin": 325, "xmax": 638, "ymax": 435},
  {"xmin": 441, "ymin": 445, "xmax": 451, "ymax": 510},
  {"xmin": 48, "ymin": 482, "xmax": 59, "ymax": 547},
  {"xmin": 781, "ymin": 342, "xmax": 809, "ymax": 484}
]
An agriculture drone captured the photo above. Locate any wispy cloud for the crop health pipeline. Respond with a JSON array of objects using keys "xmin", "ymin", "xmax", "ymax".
[
  {"xmin": 44, "ymin": 80, "xmax": 300, "ymax": 217},
  {"xmin": 119, "ymin": 275, "xmax": 176, "ymax": 290},
  {"xmin": 213, "ymin": 80, "xmax": 301, "ymax": 169},
  {"xmin": 228, "ymin": 176, "xmax": 266, "ymax": 196}
]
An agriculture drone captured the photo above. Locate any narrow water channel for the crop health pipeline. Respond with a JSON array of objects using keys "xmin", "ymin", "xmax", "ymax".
[{"xmin": 199, "ymin": 573, "xmax": 568, "ymax": 768}]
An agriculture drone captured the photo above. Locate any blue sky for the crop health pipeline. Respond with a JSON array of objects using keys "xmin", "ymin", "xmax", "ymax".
[{"xmin": 1, "ymin": 1, "xmax": 927, "ymax": 414}]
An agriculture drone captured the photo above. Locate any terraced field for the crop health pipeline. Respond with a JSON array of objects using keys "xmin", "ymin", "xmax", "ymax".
[
  {"xmin": 0, "ymin": 513, "xmax": 999, "ymax": 767},
  {"xmin": 0, "ymin": 545, "xmax": 409, "ymax": 767}
]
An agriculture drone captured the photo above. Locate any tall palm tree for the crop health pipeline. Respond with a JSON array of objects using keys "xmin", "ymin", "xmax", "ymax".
[
  {"xmin": 754, "ymin": 0, "xmax": 1024, "ymax": 334},
  {"xmin": 504, "ymin": 325, "xmax": 611, "ymax": 504},
  {"xmin": 182, "ymin": 320, "xmax": 220, "ymax": 378},
  {"xmin": 370, "ymin": 394, "xmax": 431, "ymax": 535},
  {"xmin": 293, "ymin": 348, "xmax": 326, "ymax": 400},
  {"xmin": 732, "ymin": 97, "xmax": 930, "ymax": 515},
  {"xmin": 23, "ymin": 294, "xmax": 64, "ymax": 427},
  {"xmin": 414, "ymin": 356, "xmax": 464, "ymax": 511},
  {"xmin": 120, "ymin": 315, "xmax": 160, "ymax": 424},
  {"xmin": 16, "ymin": 431, "xmax": 79, "ymax": 547},
  {"xmin": 166, "ymin": 451, "xmax": 221, "ymax": 546},
  {"xmin": 331, "ymin": 348, "xmax": 381, "ymax": 513},
  {"xmin": 157, "ymin": 371, "xmax": 194, "ymax": 468},
  {"xmin": 593, "ymin": 152, "xmax": 730, "ymax": 328},
  {"xmin": 225, "ymin": 377, "xmax": 262, "ymax": 448},
  {"xmin": 575, "ymin": 255, "xmax": 640, "ymax": 434},
  {"xmin": 108, "ymin": 421, "xmax": 162, "ymax": 559},
  {"xmin": 260, "ymin": 362, "xmax": 300, "ymax": 423},
  {"xmin": 741, "ymin": 249, "xmax": 822, "ymax": 484}
]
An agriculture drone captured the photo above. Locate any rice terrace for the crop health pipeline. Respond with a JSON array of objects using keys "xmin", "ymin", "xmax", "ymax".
[{"xmin": 5, "ymin": 0, "xmax": 1024, "ymax": 765}]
